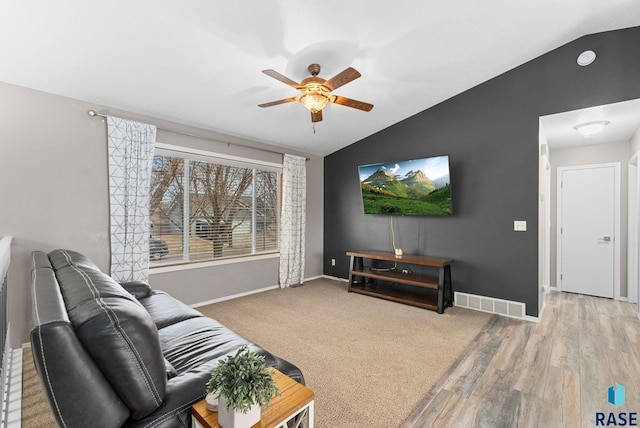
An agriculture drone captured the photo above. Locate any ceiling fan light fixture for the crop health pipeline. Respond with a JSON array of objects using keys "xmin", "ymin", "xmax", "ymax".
[
  {"xmin": 573, "ymin": 120, "xmax": 609, "ymax": 136},
  {"xmin": 259, "ymin": 63, "xmax": 373, "ymax": 123},
  {"xmin": 299, "ymin": 93, "xmax": 329, "ymax": 113}
]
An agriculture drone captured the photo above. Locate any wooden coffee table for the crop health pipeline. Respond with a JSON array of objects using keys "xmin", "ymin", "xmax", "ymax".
[{"xmin": 192, "ymin": 369, "xmax": 314, "ymax": 428}]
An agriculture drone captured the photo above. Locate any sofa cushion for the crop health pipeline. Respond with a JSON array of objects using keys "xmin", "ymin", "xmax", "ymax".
[
  {"xmin": 139, "ymin": 290, "xmax": 203, "ymax": 329},
  {"xmin": 52, "ymin": 250, "xmax": 167, "ymax": 420},
  {"xmin": 158, "ymin": 317, "xmax": 254, "ymax": 375}
]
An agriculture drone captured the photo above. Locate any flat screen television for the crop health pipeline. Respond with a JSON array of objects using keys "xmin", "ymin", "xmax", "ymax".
[{"xmin": 358, "ymin": 155, "xmax": 452, "ymax": 216}]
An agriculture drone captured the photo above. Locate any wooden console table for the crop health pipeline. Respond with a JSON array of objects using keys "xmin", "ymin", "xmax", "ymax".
[{"xmin": 347, "ymin": 250, "xmax": 453, "ymax": 313}]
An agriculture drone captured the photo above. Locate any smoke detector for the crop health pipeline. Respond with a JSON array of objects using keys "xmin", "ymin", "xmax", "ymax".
[{"xmin": 577, "ymin": 50, "xmax": 596, "ymax": 66}]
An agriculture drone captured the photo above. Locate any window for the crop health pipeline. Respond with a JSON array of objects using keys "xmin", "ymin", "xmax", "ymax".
[{"xmin": 149, "ymin": 147, "xmax": 280, "ymax": 266}]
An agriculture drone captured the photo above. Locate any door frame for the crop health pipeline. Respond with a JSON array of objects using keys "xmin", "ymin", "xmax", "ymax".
[
  {"xmin": 628, "ymin": 152, "xmax": 639, "ymax": 307},
  {"xmin": 556, "ymin": 162, "xmax": 621, "ymax": 300},
  {"xmin": 543, "ymin": 157, "xmax": 551, "ymax": 292}
]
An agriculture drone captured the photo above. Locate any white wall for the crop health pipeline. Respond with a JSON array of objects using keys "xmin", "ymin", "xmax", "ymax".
[
  {"xmin": 549, "ymin": 140, "xmax": 630, "ymax": 296},
  {"xmin": 0, "ymin": 81, "xmax": 323, "ymax": 346},
  {"xmin": 631, "ymin": 126, "xmax": 640, "ymax": 154}
]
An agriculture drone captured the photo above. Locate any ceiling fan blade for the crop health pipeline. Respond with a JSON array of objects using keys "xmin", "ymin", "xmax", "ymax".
[
  {"xmin": 262, "ymin": 69, "xmax": 302, "ymax": 89},
  {"xmin": 330, "ymin": 95, "xmax": 374, "ymax": 112},
  {"xmin": 324, "ymin": 67, "xmax": 361, "ymax": 91},
  {"xmin": 258, "ymin": 97, "xmax": 298, "ymax": 108},
  {"xmin": 311, "ymin": 110, "xmax": 323, "ymax": 123}
]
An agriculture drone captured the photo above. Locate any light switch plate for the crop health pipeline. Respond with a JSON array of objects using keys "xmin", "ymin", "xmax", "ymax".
[{"xmin": 514, "ymin": 220, "xmax": 527, "ymax": 231}]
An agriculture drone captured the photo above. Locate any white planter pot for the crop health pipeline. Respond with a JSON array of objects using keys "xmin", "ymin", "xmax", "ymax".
[
  {"xmin": 217, "ymin": 395, "xmax": 261, "ymax": 428},
  {"xmin": 205, "ymin": 393, "xmax": 218, "ymax": 411}
]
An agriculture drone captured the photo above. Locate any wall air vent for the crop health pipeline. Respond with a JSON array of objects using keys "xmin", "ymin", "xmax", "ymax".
[{"xmin": 454, "ymin": 292, "xmax": 526, "ymax": 320}]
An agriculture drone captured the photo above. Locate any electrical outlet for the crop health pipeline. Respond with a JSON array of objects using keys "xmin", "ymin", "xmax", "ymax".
[{"xmin": 331, "ymin": 258, "xmax": 336, "ymax": 266}]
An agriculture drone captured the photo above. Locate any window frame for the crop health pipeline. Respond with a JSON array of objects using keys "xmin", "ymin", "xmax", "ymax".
[{"xmin": 149, "ymin": 143, "xmax": 282, "ymax": 271}]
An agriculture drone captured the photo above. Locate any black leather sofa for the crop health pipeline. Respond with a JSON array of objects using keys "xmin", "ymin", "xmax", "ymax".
[{"xmin": 30, "ymin": 249, "xmax": 304, "ymax": 428}]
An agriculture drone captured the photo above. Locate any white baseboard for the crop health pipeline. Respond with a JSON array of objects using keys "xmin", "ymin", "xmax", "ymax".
[
  {"xmin": 321, "ymin": 274, "xmax": 348, "ymax": 282},
  {"xmin": 525, "ymin": 314, "xmax": 541, "ymax": 323},
  {"xmin": 190, "ymin": 274, "xmax": 330, "ymax": 308},
  {"xmin": 191, "ymin": 285, "xmax": 279, "ymax": 308},
  {"xmin": 189, "ymin": 276, "xmax": 545, "ymax": 323}
]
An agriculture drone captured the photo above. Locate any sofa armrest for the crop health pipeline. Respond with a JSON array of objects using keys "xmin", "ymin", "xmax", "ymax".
[
  {"xmin": 120, "ymin": 280, "xmax": 153, "ymax": 298},
  {"xmin": 31, "ymin": 323, "xmax": 130, "ymax": 428}
]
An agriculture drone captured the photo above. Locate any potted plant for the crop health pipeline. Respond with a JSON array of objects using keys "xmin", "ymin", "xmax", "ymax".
[{"xmin": 206, "ymin": 345, "xmax": 281, "ymax": 428}]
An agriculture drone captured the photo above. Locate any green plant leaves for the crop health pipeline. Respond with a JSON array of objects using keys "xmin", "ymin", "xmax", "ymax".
[{"xmin": 206, "ymin": 345, "xmax": 281, "ymax": 413}]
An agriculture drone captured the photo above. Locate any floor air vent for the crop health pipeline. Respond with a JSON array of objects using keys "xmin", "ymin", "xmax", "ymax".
[{"xmin": 455, "ymin": 292, "xmax": 525, "ymax": 320}]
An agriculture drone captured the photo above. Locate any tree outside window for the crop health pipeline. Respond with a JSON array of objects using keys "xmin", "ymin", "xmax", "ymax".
[{"xmin": 149, "ymin": 152, "xmax": 280, "ymax": 265}]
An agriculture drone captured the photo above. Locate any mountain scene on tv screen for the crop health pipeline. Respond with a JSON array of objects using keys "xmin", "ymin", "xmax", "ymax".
[{"xmin": 359, "ymin": 156, "xmax": 452, "ymax": 215}]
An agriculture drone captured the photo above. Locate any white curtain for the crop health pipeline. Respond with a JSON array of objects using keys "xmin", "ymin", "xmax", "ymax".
[
  {"xmin": 107, "ymin": 116, "xmax": 156, "ymax": 283},
  {"xmin": 279, "ymin": 154, "xmax": 306, "ymax": 288}
]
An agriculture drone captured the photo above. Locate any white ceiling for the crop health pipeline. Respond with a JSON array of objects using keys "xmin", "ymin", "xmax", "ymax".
[{"xmin": 1, "ymin": 1, "xmax": 640, "ymax": 156}]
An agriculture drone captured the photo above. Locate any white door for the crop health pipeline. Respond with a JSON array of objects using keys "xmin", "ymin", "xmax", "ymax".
[{"xmin": 559, "ymin": 164, "xmax": 617, "ymax": 298}]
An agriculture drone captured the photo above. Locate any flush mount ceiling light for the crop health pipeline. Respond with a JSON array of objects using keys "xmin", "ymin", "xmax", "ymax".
[
  {"xmin": 577, "ymin": 50, "xmax": 596, "ymax": 66},
  {"xmin": 573, "ymin": 120, "xmax": 609, "ymax": 136}
]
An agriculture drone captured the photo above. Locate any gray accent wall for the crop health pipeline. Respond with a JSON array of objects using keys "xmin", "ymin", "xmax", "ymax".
[
  {"xmin": 0, "ymin": 82, "xmax": 323, "ymax": 346},
  {"xmin": 323, "ymin": 26, "xmax": 640, "ymax": 317}
]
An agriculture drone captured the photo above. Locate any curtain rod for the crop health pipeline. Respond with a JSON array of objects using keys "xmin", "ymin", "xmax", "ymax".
[{"xmin": 88, "ymin": 110, "xmax": 309, "ymax": 160}]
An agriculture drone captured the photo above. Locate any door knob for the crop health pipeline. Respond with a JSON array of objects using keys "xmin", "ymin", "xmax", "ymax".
[{"xmin": 598, "ymin": 236, "xmax": 612, "ymax": 242}]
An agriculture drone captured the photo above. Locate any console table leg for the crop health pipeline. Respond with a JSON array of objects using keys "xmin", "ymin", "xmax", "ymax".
[
  {"xmin": 446, "ymin": 265, "xmax": 453, "ymax": 307},
  {"xmin": 347, "ymin": 256, "xmax": 355, "ymax": 292},
  {"xmin": 437, "ymin": 267, "xmax": 445, "ymax": 314}
]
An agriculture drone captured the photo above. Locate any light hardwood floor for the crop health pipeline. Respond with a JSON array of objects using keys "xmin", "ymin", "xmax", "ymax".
[{"xmin": 405, "ymin": 291, "xmax": 640, "ymax": 428}]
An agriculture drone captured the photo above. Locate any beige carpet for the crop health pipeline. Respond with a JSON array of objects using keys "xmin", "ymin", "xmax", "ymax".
[
  {"xmin": 21, "ymin": 277, "xmax": 491, "ymax": 427},
  {"xmin": 197, "ymin": 278, "xmax": 491, "ymax": 427},
  {"xmin": 22, "ymin": 347, "xmax": 56, "ymax": 428}
]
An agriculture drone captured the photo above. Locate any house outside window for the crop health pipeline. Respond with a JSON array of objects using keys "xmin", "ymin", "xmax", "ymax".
[{"xmin": 149, "ymin": 146, "xmax": 281, "ymax": 266}]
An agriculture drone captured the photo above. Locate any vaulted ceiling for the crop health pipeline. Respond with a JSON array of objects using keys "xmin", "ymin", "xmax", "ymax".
[{"xmin": 1, "ymin": 1, "xmax": 639, "ymax": 156}]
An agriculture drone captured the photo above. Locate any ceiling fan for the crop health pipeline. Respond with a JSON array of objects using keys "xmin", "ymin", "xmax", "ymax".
[{"xmin": 258, "ymin": 63, "xmax": 374, "ymax": 124}]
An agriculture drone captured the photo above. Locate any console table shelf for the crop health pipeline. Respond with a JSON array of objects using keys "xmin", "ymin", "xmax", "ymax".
[{"xmin": 347, "ymin": 250, "xmax": 453, "ymax": 313}]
